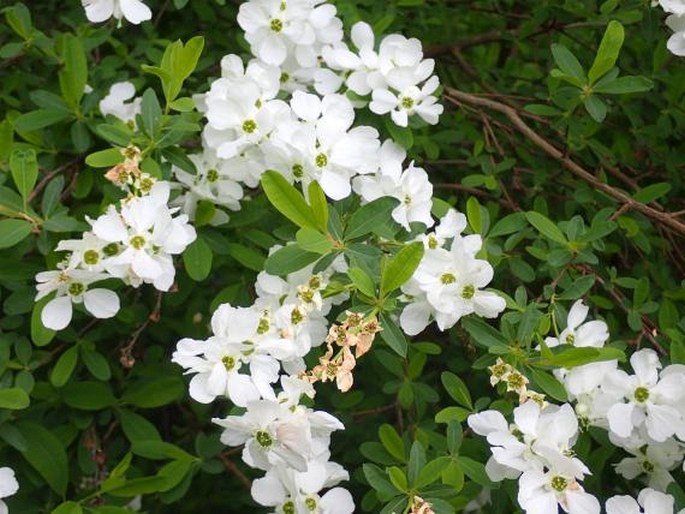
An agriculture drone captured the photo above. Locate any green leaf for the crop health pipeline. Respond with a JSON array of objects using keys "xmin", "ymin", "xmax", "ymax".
[
  {"xmin": 31, "ymin": 296, "xmax": 56, "ymax": 346},
  {"xmin": 169, "ymin": 97, "xmax": 195, "ymax": 112},
  {"xmin": 415, "ymin": 456, "xmax": 451, "ymax": 489},
  {"xmin": 58, "ymin": 34, "xmax": 88, "ymax": 111},
  {"xmin": 226, "ymin": 243, "xmax": 265, "ymax": 272},
  {"xmin": 85, "ymin": 148, "xmax": 124, "ymax": 168},
  {"xmin": 119, "ymin": 409, "xmax": 162, "ymax": 443},
  {"xmin": 530, "ymin": 368, "xmax": 567, "ymax": 402},
  {"xmin": 106, "ymin": 476, "xmax": 172, "ymax": 498},
  {"xmin": 10, "ymin": 148, "xmax": 38, "ymax": 201},
  {"xmin": 264, "ymin": 244, "xmax": 320, "ymax": 276},
  {"xmin": 455, "ymin": 456, "xmax": 494, "ymax": 487},
  {"xmin": 81, "ymin": 348, "xmax": 111, "ymax": 381},
  {"xmin": 346, "ymin": 197, "xmax": 399, "ymax": 240},
  {"xmin": 387, "ymin": 466, "xmax": 408, "ymax": 492},
  {"xmin": 633, "ymin": 182, "xmax": 671, "ymax": 204},
  {"xmin": 379, "ymin": 312, "xmax": 408, "ymax": 358},
  {"xmin": 0, "ymin": 219, "xmax": 32, "ymax": 249},
  {"xmin": 122, "ymin": 376, "xmax": 185, "ymax": 408},
  {"xmin": 435, "ymin": 406, "xmax": 474, "ymax": 423},
  {"xmin": 139, "ymin": 88, "xmax": 162, "ymax": 139},
  {"xmin": 260, "ymin": 170, "xmax": 316, "ymax": 229},
  {"xmin": 557, "ymin": 274, "xmax": 596, "ymax": 300},
  {"xmin": 542, "ymin": 346, "xmax": 625, "ymax": 368},
  {"xmin": 0, "ymin": 119, "xmax": 13, "ymax": 163},
  {"xmin": 0, "ymin": 387, "xmax": 30, "ymax": 409},
  {"xmin": 41, "ymin": 175, "xmax": 64, "ymax": 217},
  {"xmin": 308, "ymin": 181, "xmax": 328, "ymax": 232},
  {"xmin": 525, "ymin": 211, "xmax": 568, "ymax": 244},
  {"xmin": 16, "ymin": 421, "xmax": 68, "ymax": 495},
  {"xmin": 131, "ymin": 440, "xmax": 193, "ymax": 461},
  {"xmin": 466, "ymin": 197, "xmax": 482, "ymax": 233},
  {"xmin": 14, "ymin": 109, "xmax": 71, "ymax": 131},
  {"xmin": 296, "ymin": 227, "xmax": 333, "ymax": 255},
  {"xmin": 378, "ymin": 424, "xmax": 405, "ymax": 462},
  {"xmin": 551, "ymin": 44, "xmax": 585, "ymax": 85},
  {"xmin": 488, "ymin": 212, "xmax": 527, "ymax": 238},
  {"xmin": 461, "ymin": 317, "xmax": 510, "ymax": 353},
  {"xmin": 588, "ymin": 20, "xmax": 624, "ymax": 83},
  {"xmin": 593, "ymin": 75, "xmax": 653, "ymax": 94},
  {"xmin": 362, "ymin": 463, "xmax": 400, "ymax": 500},
  {"xmin": 50, "ymin": 347, "xmax": 79, "ymax": 387},
  {"xmin": 183, "ymin": 236, "xmax": 213, "ymax": 281},
  {"xmin": 407, "ymin": 441, "xmax": 426, "ymax": 485},
  {"xmin": 446, "ymin": 420, "xmax": 463, "ymax": 454},
  {"xmin": 381, "ymin": 242, "xmax": 424, "ymax": 296},
  {"xmin": 52, "ymin": 502, "xmax": 82, "ymax": 514},
  {"xmin": 348, "ymin": 266, "xmax": 376, "ymax": 297},
  {"xmin": 584, "ymin": 95, "xmax": 607, "ymax": 122},
  {"xmin": 61, "ymin": 381, "xmax": 117, "ymax": 410},
  {"xmin": 440, "ymin": 371, "xmax": 473, "ymax": 410}
]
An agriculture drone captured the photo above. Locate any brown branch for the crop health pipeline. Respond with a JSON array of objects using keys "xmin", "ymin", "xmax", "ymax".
[
  {"xmin": 28, "ymin": 157, "xmax": 82, "ymax": 203},
  {"xmin": 218, "ymin": 453, "xmax": 252, "ymax": 492},
  {"xmin": 443, "ymin": 87, "xmax": 685, "ymax": 238}
]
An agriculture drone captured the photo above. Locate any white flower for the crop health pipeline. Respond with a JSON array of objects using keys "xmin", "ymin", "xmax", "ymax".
[
  {"xmin": 99, "ymin": 81, "xmax": 141, "ymax": 123},
  {"xmin": 35, "ymin": 268, "xmax": 120, "ymax": 330},
  {"xmin": 604, "ymin": 349, "xmax": 685, "ymax": 442},
  {"xmin": 370, "ymin": 75, "xmax": 443, "ymax": 127},
  {"xmin": 666, "ymin": 14, "xmax": 685, "ymax": 56},
  {"xmin": 545, "ymin": 300, "xmax": 609, "ymax": 349},
  {"xmin": 613, "ymin": 437, "xmax": 683, "ymax": 491},
  {"xmin": 0, "ymin": 467, "xmax": 19, "ymax": 514},
  {"xmin": 171, "ymin": 304, "xmax": 280, "ymax": 406},
  {"xmin": 607, "ymin": 488, "xmax": 682, "ymax": 514},
  {"xmin": 660, "ymin": 0, "xmax": 685, "ymax": 14},
  {"xmin": 518, "ymin": 466, "xmax": 599, "ymax": 514},
  {"xmin": 252, "ymin": 461, "xmax": 354, "ymax": 514},
  {"xmin": 82, "ymin": 0, "xmax": 152, "ymax": 25}
]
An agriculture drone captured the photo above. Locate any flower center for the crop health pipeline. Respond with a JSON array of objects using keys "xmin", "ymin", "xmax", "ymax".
[
  {"xmin": 428, "ymin": 235, "xmax": 438, "ymax": 249},
  {"xmin": 270, "ymin": 18, "xmax": 283, "ymax": 32},
  {"xmin": 550, "ymin": 475, "xmax": 567, "ymax": 492},
  {"xmin": 401, "ymin": 96, "xmax": 415, "ymax": 109},
  {"xmin": 222, "ymin": 355, "xmax": 236, "ymax": 371},
  {"xmin": 206, "ymin": 169, "xmax": 219, "ymax": 183},
  {"xmin": 103, "ymin": 243, "xmax": 120, "ymax": 256},
  {"xmin": 255, "ymin": 430, "xmax": 273, "ymax": 448},
  {"xmin": 291, "ymin": 307, "xmax": 304, "ymax": 325},
  {"xmin": 565, "ymin": 333, "xmax": 575, "ymax": 345},
  {"xmin": 634, "ymin": 386, "xmax": 649, "ymax": 403},
  {"xmin": 68, "ymin": 282, "xmax": 85, "ymax": 297},
  {"xmin": 130, "ymin": 235, "xmax": 146, "ymax": 249},
  {"xmin": 440, "ymin": 273, "xmax": 456, "ymax": 285},
  {"xmin": 461, "ymin": 284, "xmax": 475, "ymax": 299},
  {"xmin": 642, "ymin": 460, "xmax": 655, "ymax": 472},
  {"xmin": 83, "ymin": 249, "xmax": 100, "ymax": 265},
  {"xmin": 315, "ymin": 153, "xmax": 328, "ymax": 168},
  {"xmin": 283, "ymin": 500, "xmax": 295, "ymax": 514},
  {"xmin": 139, "ymin": 177, "xmax": 154, "ymax": 193},
  {"xmin": 292, "ymin": 163, "xmax": 304, "ymax": 178},
  {"xmin": 506, "ymin": 370, "xmax": 526, "ymax": 390},
  {"xmin": 242, "ymin": 119, "xmax": 257, "ymax": 134},
  {"xmin": 305, "ymin": 497, "xmax": 317, "ymax": 511},
  {"xmin": 257, "ymin": 318, "xmax": 270, "ymax": 334}
]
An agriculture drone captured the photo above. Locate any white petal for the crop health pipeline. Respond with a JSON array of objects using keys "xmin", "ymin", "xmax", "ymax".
[
  {"xmin": 119, "ymin": 0, "xmax": 152, "ymax": 24},
  {"xmin": 42, "ymin": 296, "xmax": 73, "ymax": 331},
  {"xmin": 607, "ymin": 402, "xmax": 635, "ymax": 438},
  {"xmin": 399, "ymin": 302, "xmax": 431, "ymax": 336},
  {"xmin": 251, "ymin": 473, "xmax": 286, "ymax": 507},
  {"xmin": 467, "ymin": 410, "xmax": 508, "ymax": 436},
  {"xmin": 320, "ymin": 487, "xmax": 355, "ymax": 514},
  {"xmin": 630, "ymin": 349, "xmax": 660, "ymax": 385},
  {"xmin": 605, "ymin": 496, "xmax": 640, "ymax": 514},
  {"xmin": 83, "ymin": 288, "xmax": 120, "ymax": 319},
  {"xmin": 567, "ymin": 300, "xmax": 589, "ymax": 330}
]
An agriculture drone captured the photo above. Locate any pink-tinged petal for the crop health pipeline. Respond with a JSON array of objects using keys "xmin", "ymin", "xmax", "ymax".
[
  {"xmin": 83, "ymin": 288, "xmax": 120, "ymax": 319},
  {"xmin": 42, "ymin": 296, "xmax": 73, "ymax": 330},
  {"xmin": 119, "ymin": 0, "xmax": 152, "ymax": 24}
]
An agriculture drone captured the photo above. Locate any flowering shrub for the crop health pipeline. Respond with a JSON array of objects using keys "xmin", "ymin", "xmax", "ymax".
[{"xmin": 0, "ymin": 1, "xmax": 684, "ymax": 513}]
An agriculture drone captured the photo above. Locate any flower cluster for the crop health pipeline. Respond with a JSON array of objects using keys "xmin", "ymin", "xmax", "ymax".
[
  {"xmin": 659, "ymin": 0, "xmax": 685, "ymax": 56},
  {"xmin": 468, "ymin": 401, "xmax": 600, "ymax": 513},
  {"xmin": 35, "ymin": 148, "xmax": 196, "ymax": 330},
  {"xmin": 470, "ymin": 300, "xmax": 685, "ymax": 513},
  {"xmin": 172, "ymin": 258, "xmax": 355, "ymax": 512},
  {"xmin": 400, "ymin": 209, "xmax": 506, "ymax": 335}
]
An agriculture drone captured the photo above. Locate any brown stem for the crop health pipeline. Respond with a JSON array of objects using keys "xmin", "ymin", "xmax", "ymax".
[
  {"xmin": 218, "ymin": 453, "xmax": 252, "ymax": 492},
  {"xmin": 443, "ymin": 88, "xmax": 685, "ymax": 238}
]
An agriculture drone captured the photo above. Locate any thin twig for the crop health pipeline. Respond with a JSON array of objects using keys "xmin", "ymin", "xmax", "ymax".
[
  {"xmin": 218, "ymin": 453, "xmax": 252, "ymax": 492},
  {"xmin": 443, "ymin": 88, "xmax": 685, "ymax": 238}
]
